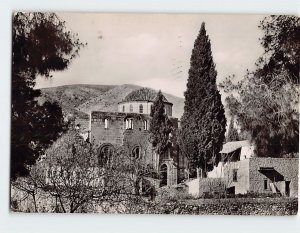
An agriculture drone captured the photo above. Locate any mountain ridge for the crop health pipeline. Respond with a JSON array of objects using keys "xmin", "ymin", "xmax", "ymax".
[{"xmin": 40, "ymin": 84, "xmax": 184, "ymax": 119}]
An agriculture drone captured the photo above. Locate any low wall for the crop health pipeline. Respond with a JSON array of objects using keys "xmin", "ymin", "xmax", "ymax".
[
  {"xmin": 186, "ymin": 178, "xmax": 225, "ymax": 197},
  {"xmin": 186, "ymin": 178, "xmax": 199, "ymax": 197}
]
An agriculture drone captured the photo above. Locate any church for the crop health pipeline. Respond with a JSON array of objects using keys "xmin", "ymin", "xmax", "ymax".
[{"xmin": 86, "ymin": 87, "xmax": 187, "ymax": 187}]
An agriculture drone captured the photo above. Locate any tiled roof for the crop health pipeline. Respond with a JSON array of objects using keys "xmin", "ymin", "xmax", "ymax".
[
  {"xmin": 123, "ymin": 88, "xmax": 169, "ymax": 102},
  {"xmin": 220, "ymin": 140, "xmax": 250, "ymax": 154}
]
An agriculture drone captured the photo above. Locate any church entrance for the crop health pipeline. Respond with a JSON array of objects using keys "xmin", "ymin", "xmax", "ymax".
[
  {"xmin": 99, "ymin": 144, "xmax": 114, "ymax": 167},
  {"xmin": 160, "ymin": 164, "xmax": 168, "ymax": 187}
]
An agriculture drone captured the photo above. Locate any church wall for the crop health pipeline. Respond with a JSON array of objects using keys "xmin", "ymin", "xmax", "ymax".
[
  {"xmin": 91, "ymin": 111, "xmax": 156, "ymax": 166},
  {"xmin": 91, "ymin": 112, "xmax": 126, "ymax": 147},
  {"xmin": 118, "ymin": 101, "xmax": 153, "ymax": 115},
  {"xmin": 90, "ymin": 109, "xmax": 182, "ymax": 187},
  {"xmin": 118, "ymin": 101, "xmax": 173, "ymax": 116}
]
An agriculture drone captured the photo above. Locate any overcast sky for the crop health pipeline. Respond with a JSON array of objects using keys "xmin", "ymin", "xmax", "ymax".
[{"xmin": 35, "ymin": 13, "xmax": 265, "ymax": 97}]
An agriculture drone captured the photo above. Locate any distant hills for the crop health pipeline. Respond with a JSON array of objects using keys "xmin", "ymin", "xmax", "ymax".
[{"xmin": 40, "ymin": 84, "xmax": 184, "ymax": 119}]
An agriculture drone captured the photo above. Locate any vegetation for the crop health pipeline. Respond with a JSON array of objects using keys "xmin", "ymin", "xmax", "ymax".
[
  {"xmin": 179, "ymin": 22, "xmax": 226, "ymax": 175},
  {"xmin": 226, "ymin": 117, "xmax": 239, "ymax": 142},
  {"xmin": 219, "ymin": 15, "xmax": 299, "ymax": 157},
  {"xmin": 11, "ymin": 125, "xmax": 160, "ymax": 213},
  {"xmin": 149, "ymin": 90, "xmax": 173, "ymax": 159},
  {"xmin": 11, "ymin": 12, "xmax": 85, "ymax": 179}
]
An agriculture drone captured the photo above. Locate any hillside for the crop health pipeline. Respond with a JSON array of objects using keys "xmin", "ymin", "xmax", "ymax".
[{"xmin": 40, "ymin": 84, "xmax": 184, "ymax": 119}]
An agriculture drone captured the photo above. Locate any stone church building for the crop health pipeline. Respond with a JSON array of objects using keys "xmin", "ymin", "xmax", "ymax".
[{"xmin": 87, "ymin": 88, "xmax": 187, "ymax": 187}]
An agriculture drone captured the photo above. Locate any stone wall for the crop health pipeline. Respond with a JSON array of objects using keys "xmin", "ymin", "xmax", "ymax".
[
  {"xmin": 90, "ymin": 111, "xmax": 182, "ymax": 187},
  {"xmin": 122, "ymin": 117, "xmax": 156, "ymax": 167},
  {"xmin": 224, "ymin": 159, "xmax": 250, "ymax": 194},
  {"xmin": 91, "ymin": 111, "xmax": 158, "ymax": 168},
  {"xmin": 117, "ymin": 101, "xmax": 173, "ymax": 116},
  {"xmin": 91, "ymin": 112, "xmax": 150, "ymax": 147},
  {"xmin": 186, "ymin": 178, "xmax": 224, "ymax": 197},
  {"xmin": 198, "ymin": 178, "xmax": 224, "ymax": 196},
  {"xmin": 224, "ymin": 157, "xmax": 298, "ymax": 197},
  {"xmin": 249, "ymin": 157, "xmax": 298, "ymax": 197}
]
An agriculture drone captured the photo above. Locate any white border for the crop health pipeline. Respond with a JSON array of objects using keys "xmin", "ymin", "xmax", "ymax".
[{"xmin": 0, "ymin": 1, "xmax": 299, "ymax": 233}]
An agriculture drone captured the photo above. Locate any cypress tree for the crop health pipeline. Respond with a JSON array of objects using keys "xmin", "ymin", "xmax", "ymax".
[
  {"xmin": 179, "ymin": 22, "xmax": 226, "ymax": 175},
  {"xmin": 149, "ymin": 90, "xmax": 173, "ymax": 158}
]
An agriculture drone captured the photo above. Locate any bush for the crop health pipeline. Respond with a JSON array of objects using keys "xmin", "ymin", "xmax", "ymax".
[
  {"xmin": 197, "ymin": 191, "xmax": 283, "ymax": 199},
  {"xmin": 158, "ymin": 185, "xmax": 195, "ymax": 202}
]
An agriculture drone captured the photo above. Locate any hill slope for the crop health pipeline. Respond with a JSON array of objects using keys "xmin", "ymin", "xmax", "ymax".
[{"xmin": 40, "ymin": 84, "xmax": 184, "ymax": 119}]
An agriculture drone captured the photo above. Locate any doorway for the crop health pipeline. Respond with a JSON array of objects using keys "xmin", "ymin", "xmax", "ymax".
[
  {"xmin": 160, "ymin": 164, "xmax": 168, "ymax": 187},
  {"xmin": 285, "ymin": 181, "xmax": 290, "ymax": 197}
]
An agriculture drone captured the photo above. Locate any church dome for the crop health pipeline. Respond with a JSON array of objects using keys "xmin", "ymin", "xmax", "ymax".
[
  {"xmin": 123, "ymin": 88, "xmax": 169, "ymax": 103},
  {"xmin": 118, "ymin": 87, "xmax": 173, "ymax": 116}
]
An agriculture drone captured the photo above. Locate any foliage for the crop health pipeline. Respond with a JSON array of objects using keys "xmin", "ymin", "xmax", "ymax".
[
  {"xmin": 226, "ymin": 117, "xmax": 239, "ymax": 142},
  {"xmin": 11, "ymin": 126, "xmax": 159, "ymax": 213},
  {"xmin": 149, "ymin": 90, "xmax": 173, "ymax": 157},
  {"xmin": 219, "ymin": 15, "xmax": 299, "ymax": 157},
  {"xmin": 157, "ymin": 185, "xmax": 194, "ymax": 202},
  {"xmin": 258, "ymin": 15, "xmax": 299, "ymax": 84},
  {"xmin": 179, "ymin": 22, "xmax": 226, "ymax": 174},
  {"xmin": 11, "ymin": 12, "xmax": 85, "ymax": 179}
]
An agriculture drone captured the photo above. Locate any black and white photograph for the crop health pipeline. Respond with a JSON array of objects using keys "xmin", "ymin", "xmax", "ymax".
[{"xmin": 9, "ymin": 11, "xmax": 299, "ymax": 215}]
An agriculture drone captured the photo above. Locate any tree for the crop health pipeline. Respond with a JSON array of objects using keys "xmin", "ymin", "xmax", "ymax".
[
  {"xmin": 149, "ymin": 90, "xmax": 173, "ymax": 160},
  {"xmin": 220, "ymin": 15, "xmax": 299, "ymax": 157},
  {"xmin": 258, "ymin": 15, "xmax": 299, "ymax": 84},
  {"xmin": 11, "ymin": 12, "xmax": 85, "ymax": 179},
  {"xmin": 226, "ymin": 117, "xmax": 239, "ymax": 142},
  {"xmin": 11, "ymin": 126, "xmax": 160, "ymax": 213},
  {"xmin": 179, "ymin": 22, "xmax": 226, "ymax": 175}
]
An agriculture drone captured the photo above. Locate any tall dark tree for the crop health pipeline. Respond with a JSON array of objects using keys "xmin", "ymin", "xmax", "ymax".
[
  {"xmin": 11, "ymin": 12, "xmax": 85, "ymax": 180},
  {"xmin": 179, "ymin": 22, "xmax": 226, "ymax": 175},
  {"xmin": 226, "ymin": 117, "xmax": 239, "ymax": 142},
  {"xmin": 149, "ymin": 90, "xmax": 173, "ymax": 159},
  {"xmin": 220, "ymin": 15, "xmax": 299, "ymax": 157}
]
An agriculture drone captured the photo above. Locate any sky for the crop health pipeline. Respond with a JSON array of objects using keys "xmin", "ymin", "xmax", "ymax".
[{"xmin": 35, "ymin": 13, "xmax": 265, "ymax": 98}]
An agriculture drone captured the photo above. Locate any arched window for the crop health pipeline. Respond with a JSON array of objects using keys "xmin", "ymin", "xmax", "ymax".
[
  {"xmin": 104, "ymin": 118, "xmax": 109, "ymax": 129},
  {"xmin": 125, "ymin": 118, "xmax": 133, "ymax": 129},
  {"xmin": 122, "ymin": 105, "xmax": 125, "ymax": 112},
  {"xmin": 139, "ymin": 104, "xmax": 143, "ymax": 113},
  {"xmin": 129, "ymin": 104, "xmax": 133, "ymax": 112},
  {"xmin": 99, "ymin": 145, "xmax": 114, "ymax": 167},
  {"xmin": 131, "ymin": 146, "xmax": 140, "ymax": 159},
  {"xmin": 144, "ymin": 120, "xmax": 148, "ymax": 130}
]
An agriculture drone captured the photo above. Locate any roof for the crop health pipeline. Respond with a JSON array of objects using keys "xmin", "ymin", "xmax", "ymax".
[
  {"xmin": 122, "ymin": 88, "xmax": 169, "ymax": 103},
  {"xmin": 258, "ymin": 167, "xmax": 275, "ymax": 172},
  {"xmin": 220, "ymin": 140, "xmax": 250, "ymax": 154}
]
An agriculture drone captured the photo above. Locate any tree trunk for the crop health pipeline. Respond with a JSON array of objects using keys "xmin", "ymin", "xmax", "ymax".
[{"xmin": 32, "ymin": 192, "xmax": 38, "ymax": 213}]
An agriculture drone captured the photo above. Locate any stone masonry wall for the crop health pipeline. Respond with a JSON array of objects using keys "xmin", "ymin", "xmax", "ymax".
[
  {"xmin": 90, "ymin": 111, "xmax": 181, "ymax": 187},
  {"xmin": 249, "ymin": 157, "xmax": 298, "ymax": 197},
  {"xmin": 118, "ymin": 101, "xmax": 173, "ymax": 116},
  {"xmin": 122, "ymin": 117, "xmax": 156, "ymax": 167},
  {"xmin": 91, "ymin": 111, "xmax": 157, "ymax": 167},
  {"xmin": 91, "ymin": 112, "xmax": 126, "ymax": 147}
]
